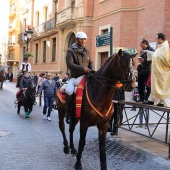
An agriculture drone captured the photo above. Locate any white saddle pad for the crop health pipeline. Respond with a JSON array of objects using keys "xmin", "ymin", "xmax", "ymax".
[{"xmin": 60, "ymin": 75, "xmax": 85, "ymax": 94}]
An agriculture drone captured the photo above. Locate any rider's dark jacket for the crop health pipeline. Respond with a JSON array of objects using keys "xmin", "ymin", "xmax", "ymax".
[
  {"xmin": 20, "ymin": 76, "xmax": 33, "ymax": 89},
  {"xmin": 137, "ymin": 45, "xmax": 155, "ymax": 74},
  {"xmin": 66, "ymin": 43, "xmax": 94, "ymax": 78}
]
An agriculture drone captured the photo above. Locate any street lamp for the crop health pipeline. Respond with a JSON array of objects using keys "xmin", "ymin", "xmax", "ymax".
[{"xmin": 24, "ymin": 28, "xmax": 33, "ymax": 52}]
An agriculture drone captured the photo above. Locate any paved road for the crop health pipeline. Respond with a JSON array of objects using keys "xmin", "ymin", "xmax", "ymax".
[{"xmin": 0, "ymin": 81, "xmax": 170, "ymax": 170}]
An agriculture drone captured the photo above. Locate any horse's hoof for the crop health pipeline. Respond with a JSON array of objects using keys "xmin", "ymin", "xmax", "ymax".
[
  {"xmin": 63, "ymin": 146, "xmax": 70, "ymax": 154},
  {"xmin": 17, "ymin": 112, "xmax": 20, "ymax": 115},
  {"xmin": 71, "ymin": 148, "xmax": 77, "ymax": 155},
  {"xmin": 75, "ymin": 162, "xmax": 82, "ymax": 170}
]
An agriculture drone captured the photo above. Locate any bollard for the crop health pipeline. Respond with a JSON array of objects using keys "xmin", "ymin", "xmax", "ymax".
[{"xmin": 39, "ymin": 95, "xmax": 42, "ymax": 106}]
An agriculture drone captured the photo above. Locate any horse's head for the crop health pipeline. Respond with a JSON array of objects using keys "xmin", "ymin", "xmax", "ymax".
[
  {"xmin": 24, "ymin": 87, "xmax": 36, "ymax": 101},
  {"xmin": 115, "ymin": 49, "xmax": 137, "ymax": 91}
]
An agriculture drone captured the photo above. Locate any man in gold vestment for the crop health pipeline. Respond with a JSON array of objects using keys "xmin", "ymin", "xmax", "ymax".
[{"xmin": 143, "ymin": 33, "xmax": 170, "ymax": 107}]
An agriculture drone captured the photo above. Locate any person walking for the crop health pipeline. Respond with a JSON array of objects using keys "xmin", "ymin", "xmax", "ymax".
[
  {"xmin": 137, "ymin": 39, "xmax": 155, "ymax": 102},
  {"xmin": 109, "ymin": 89, "xmax": 125, "ymax": 136},
  {"xmin": 143, "ymin": 33, "xmax": 170, "ymax": 106},
  {"xmin": 65, "ymin": 31, "xmax": 94, "ymax": 124},
  {"xmin": 37, "ymin": 73, "xmax": 43, "ymax": 93},
  {"xmin": 33, "ymin": 73, "xmax": 38, "ymax": 87},
  {"xmin": 38, "ymin": 73, "xmax": 58, "ymax": 121}
]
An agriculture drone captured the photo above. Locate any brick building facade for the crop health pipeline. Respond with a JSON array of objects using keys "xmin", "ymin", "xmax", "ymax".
[{"xmin": 18, "ymin": 0, "xmax": 170, "ymax": 75}]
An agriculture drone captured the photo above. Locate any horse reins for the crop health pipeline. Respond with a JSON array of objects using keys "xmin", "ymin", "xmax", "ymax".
[{"xmin": 86, "ymin": 74, "xmax": 132, "ymax": 90}]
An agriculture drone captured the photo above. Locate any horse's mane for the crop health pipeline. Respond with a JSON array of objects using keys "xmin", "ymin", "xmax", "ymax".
[{"xmin": 95, "ymin": 53, "xmax": 119, "ymax": 76}]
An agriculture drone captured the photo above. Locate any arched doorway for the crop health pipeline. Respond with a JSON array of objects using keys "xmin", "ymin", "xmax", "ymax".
[
  {"xmin": 68, "ymin": 33, "xmax": 76, "ymax": 48},
  {"xmin": 62, "ymin": 32, "xmax": 76, "ymax": 73}
]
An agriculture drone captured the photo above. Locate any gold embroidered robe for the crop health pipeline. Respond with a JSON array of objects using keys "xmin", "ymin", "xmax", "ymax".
[{"xmin": 147, "ymin": 40, "xmax": 170, "ymax": 99}]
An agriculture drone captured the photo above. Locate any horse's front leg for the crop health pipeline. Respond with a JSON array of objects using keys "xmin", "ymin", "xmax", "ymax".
[
  {"xmin": 97, "ymin": 123, "xmax": 108, "ymax": 170},
  {"xmin": 28, "ymin": 104, "xmax": 33, "ymax": 115},
  {"xmin": 69, "ymin": 119, "xmax": 78, "ymax": 155},
  {"xmin": 17, "ymin": 103, "xmax": 21, "ymax": 114},
  {"xmin": 75, "ymin": 122, "xmax": 88, "ymax": 170},
  {"xmin": 24, "ymin": 106, "xmax": 29, "ymax": 119}
]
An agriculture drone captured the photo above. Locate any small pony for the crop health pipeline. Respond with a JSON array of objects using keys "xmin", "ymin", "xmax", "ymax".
[{"xmin": 16, "ymin": 87, "xmax": 36, "ymax": 118}]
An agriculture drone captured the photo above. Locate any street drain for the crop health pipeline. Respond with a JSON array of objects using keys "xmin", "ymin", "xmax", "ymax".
[{"xmin": 0, "ymin": 130, "xmax": 13, "ymax": 137}]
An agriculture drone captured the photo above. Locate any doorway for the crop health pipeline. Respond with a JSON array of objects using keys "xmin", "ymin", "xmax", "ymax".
[{"xmin": 101, "ymin": 52, "xmax": 108, "ymax": 67}]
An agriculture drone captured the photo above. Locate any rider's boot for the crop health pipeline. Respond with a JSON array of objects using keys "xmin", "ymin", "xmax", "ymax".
[
  {"xmin": 25, "ymin": 112, "xmax": 29, "ymax": 118},
  {"xmin": 66, "ymin": 94, "xmax": 74, "ymax": 124}
]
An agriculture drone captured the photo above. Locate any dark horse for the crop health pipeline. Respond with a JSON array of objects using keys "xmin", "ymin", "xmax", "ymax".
[
  {"xmin": 17, "ymin": 87, "xmax": 36, "ymax": 118},
  {"xmin": 56, "ymin": 49, "xmax": 136, "ymax": 170},
  {"xmin": 0, "ymin": 69, "xmax": 5, "ymax": 89}
]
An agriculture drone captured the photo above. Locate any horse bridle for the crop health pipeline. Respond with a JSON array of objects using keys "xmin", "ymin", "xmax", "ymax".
[
  {"xmin": 23, "ymin": 88, "xmax": 36, "ymax": 99},
  {"xmin": 87, "ymin": 56, "xmax": 135, "ymax": 90}
]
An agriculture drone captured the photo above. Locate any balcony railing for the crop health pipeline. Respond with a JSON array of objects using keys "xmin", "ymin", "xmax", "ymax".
[
  {"xmin": 32, "ymin": 18, "xmax": 55, "ymax": 38},
  {"xmin": 8, "ymin": 54, "xmax": 14, "ymax": 60}
]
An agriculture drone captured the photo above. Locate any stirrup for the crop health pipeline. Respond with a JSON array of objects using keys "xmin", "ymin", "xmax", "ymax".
[{"xmin": 14, "ymin": 100, "xmax": 18, "ymax": 104}]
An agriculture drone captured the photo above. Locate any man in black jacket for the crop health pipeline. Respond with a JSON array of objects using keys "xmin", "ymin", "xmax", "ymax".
[
  {"xmin": 65, "ymin": 31, "xmax": 94, "ymax": 124},
  {"xmin": 137, "ymin": 39, "xmax": 155, "ymax": 102},
  {"xmin": 17, "ymin": 71, "xmax": 33, "ymax": 99}
]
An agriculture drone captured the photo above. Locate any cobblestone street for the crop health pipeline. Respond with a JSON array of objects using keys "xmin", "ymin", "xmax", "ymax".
[{"xmin": 0, "ymin": 81, "xmax": 170, "ymax": 170}]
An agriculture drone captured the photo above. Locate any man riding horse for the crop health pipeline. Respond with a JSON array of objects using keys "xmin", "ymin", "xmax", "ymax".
[
  {"xmin": 65, "ymin": 31, "xmax": 94, "ymax": 124},
  {"xmin": 16, "ymin": 56, "xmax": 32, "ymax": 88},
  {"xmin": 16, "ymin": 71, "xmax": 33, "ymax": 100}
]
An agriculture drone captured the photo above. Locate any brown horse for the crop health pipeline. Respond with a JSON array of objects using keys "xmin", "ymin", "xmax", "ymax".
[{"xmin": 56, "ymin": 49, "xmax": 136, "ymax": 170}]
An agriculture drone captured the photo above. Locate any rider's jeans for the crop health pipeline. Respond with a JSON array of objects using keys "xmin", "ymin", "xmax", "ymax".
[
  {"xmin": 43, "ymin": 95, "xmax": 54, "ymax": 117},
  {"xmin": 65, "ymin": 78, "xmax": 76, "ymax": 95}
]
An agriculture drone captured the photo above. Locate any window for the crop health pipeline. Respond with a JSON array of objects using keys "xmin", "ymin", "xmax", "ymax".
[
  {"xmin": 101, "ymin": 29, "xmax": 108, "ymax": 34},
  {"xmin": 71, "ymin": 0, "xmax": 75, "ymax": 13},
  {"xmin": 99, "ymin": 0, "xmax": 109, "ymax": 3},
  {"xmin": 35, "ymin": 44, "xmax": 38, "ymax": 64},
  {"xmin": 23, "ymin": 18, "xmax": 27, "ymax": 32},
  {"xmin": 44, "ymin": 6, "xmax": 48, "ymax": 22},
  {"xmin": 54, "ymin": 0, "xmax": 58, "ymax": 22},
  {"xmin": 36, "ymin": 12, "xmax": 39, "ymax": 26},
  {"xmin": 42, "ymin": 41, "xmax": 46, "ymax": 63},
  {"xmin": 71, "ymin": 0, "xmax": 75, "ymax": 7},
  {"xmin": 51, "ymin": 38, "xmax": 56, "ymax": 62},
  {"xmin": 101, "ymin": 52, "xmax": 108, "ymax": 66}
]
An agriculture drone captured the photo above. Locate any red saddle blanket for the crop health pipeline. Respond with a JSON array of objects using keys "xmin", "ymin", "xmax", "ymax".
[{"xmin": 57, "ymin": 77, "xmax": 86, "ymax": 119}]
